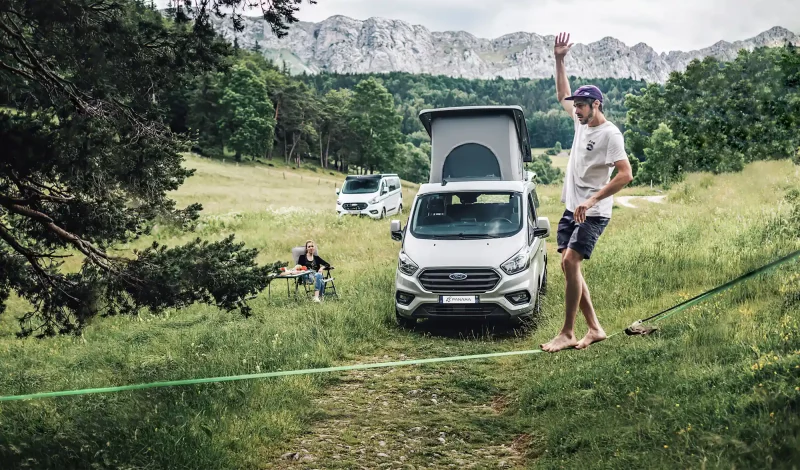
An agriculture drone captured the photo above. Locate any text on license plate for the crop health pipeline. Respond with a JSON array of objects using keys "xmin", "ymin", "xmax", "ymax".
[{"xmin": 439, "ymin": 295, "xmax": 478, "ymax": 304}]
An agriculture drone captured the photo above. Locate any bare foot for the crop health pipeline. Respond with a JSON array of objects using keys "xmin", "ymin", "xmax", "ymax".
[
  {"xmin": 540, "ymin": 333, "xmax": 578, "ymax": 353},
  {"xmin": 575, "ymin": 329, "xmax": 607, "ymax": 350}
]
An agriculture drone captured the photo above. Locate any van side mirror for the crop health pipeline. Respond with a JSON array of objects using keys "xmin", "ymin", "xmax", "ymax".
[
  {"xmin": 390, "ymin": 220, "xmax": 403, "ymax": 241},
  {"xmin": 381, "ymin": 188, "xmax": 388, "ymax": 196},
  {"xmin": 533, "ymin": 216, "xmax": 550, "ymax": 238}
]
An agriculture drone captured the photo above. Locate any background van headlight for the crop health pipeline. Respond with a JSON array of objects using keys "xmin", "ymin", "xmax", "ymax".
[
  {"xmin": 398, "ymin": 252, "xmax": 418, "ymax": 276},
  {"xmin": 501, "ymin": 246, "xmax": 531, "ymax": 275},
  {"xmin": 369, "ymin": 197, "xmax": 378, "ymax": 204},
  {"xmin": 336, "ymin": 200, "xmax": 342, "ymax": 205}
]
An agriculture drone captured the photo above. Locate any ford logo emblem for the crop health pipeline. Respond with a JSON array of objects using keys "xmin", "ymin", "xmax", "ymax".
[{"xmin": 449, "ymin": 273, "xmax": 468, "ymax": 281}]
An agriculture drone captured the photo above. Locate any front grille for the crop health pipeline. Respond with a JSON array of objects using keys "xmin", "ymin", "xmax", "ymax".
[
  {"xmin": 419, "ymin": 304, "xmax": 504, "ymax": 316},
  {"xmin": 418, "ymin": 268, "xmax": 500, "ymax": 293},
  {"xmin": 343, "ymin": 203, "xmax": 367, "ymax": 210}
]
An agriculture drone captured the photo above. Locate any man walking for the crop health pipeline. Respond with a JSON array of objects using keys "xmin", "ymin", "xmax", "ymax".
[{"xmin": 540, "ymin": 32, "xmax": 634, "ymax": 353}]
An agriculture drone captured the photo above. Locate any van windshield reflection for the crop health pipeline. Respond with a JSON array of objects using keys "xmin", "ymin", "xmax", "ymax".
[
  {"xmin": 410, "ymin": 192, "xmax": 523, "ymax": 239},
  {"xmin": 341, "ymin": 178, "xmax": 380, "ymax": 194}
]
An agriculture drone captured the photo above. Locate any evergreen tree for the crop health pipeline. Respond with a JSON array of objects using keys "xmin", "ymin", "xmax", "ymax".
[{"xmin": 0, "ymin": 0, "xmax": 317, "ymax": 337}]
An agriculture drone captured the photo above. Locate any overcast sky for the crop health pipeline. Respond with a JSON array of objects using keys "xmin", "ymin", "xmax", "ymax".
[{"xmin": 156, "ymin": 0, "xmax": 799, "ymax": 53}]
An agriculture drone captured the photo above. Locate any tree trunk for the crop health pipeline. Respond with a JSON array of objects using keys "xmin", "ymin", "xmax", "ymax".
[
  {"xmin": 325, "ymin": 133, "xmax": 331, "ymax": 169},
  {"xmin": 283, "ymin": 130, "xmax": 288, "ymax": 164},
  {"xmin": 319, "ymin": 131, "xmax": 324, "ymax": 168},
  {"xmin": 288, "ymin": 132, "xmax": 299, "ymax": 165}
]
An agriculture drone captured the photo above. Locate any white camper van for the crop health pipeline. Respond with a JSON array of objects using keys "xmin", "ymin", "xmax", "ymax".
[
  {"xmin": 390, "ymin": 106, "xmax": 550, "ymax": 327},
  {"xmin": 336, "ymin": 174, "xmax": 403, "ymax": 219}
]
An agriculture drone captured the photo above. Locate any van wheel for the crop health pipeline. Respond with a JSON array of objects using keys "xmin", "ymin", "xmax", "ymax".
[
  {"xmin": 540, "ymin": 263, "xmax": 548, "ymax": 296},
  {"xmin": 398, "ymin": 203, "xmax": 403, "ymax": 214},
  {"xmin": 514, "ymin": 313, "xmax": 534, "ymax": 331},
  {"xmin": 396, "ymin": 309, "xmax": 416, "ymax": 329},
  {"xmin": 380, "ymin": 208, "xmax": 386, "ymax": 219},
  {"xmin": 533, "ymin": 289, "xmax": 542, "ymax": 316}
]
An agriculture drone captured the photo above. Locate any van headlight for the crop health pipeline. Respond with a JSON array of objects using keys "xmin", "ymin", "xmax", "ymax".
[
  {"xmin": 337, "ymin": 200, "xmax": 342, "ymax": 205},
  {"xmin": 398, "ymin": 252, "xmax": 419, "ymax": 276},
  {"xmin": 501, "ymin": 246, "xmax": 531, "ymax": 275},
  {"xmin": 368, "ymin": 197, "xmax": 378, "ymax": 205}
]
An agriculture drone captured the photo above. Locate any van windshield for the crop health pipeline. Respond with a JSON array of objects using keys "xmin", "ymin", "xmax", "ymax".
[
  {"xmin": 341, "ymin": 178, "xmax": 381, "ymax": 194},
  {"xmin": 410, "ymin": 191, "xmax": 523, "ymax": 239}
]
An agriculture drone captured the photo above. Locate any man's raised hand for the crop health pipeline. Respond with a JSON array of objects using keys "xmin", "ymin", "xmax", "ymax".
[{"xmin": 554, "ymin": 32, "xmax": 573, "ymax": 58}]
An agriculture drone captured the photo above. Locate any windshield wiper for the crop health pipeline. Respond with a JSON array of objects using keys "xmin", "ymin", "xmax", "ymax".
[{"xmin": 429, "ymin": 233, "xmax": 500, "ymax": 239}]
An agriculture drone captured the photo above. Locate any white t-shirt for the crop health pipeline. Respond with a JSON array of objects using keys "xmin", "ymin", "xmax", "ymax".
[{"xmin": 561, "ymin": 114, "xmax": 628, "ymax": 218}]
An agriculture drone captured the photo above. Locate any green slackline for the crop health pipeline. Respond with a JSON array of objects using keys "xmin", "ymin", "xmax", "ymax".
[{"xmin": 1, "ymin": 248, "xmax": 798, "ymax": 403}]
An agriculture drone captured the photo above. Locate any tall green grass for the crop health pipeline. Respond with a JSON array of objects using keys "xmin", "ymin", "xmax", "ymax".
[
  {"xmin": 0, "ymin": 158, "xmax": 798, "ymax": 469},
  {"xmin": 514, "ymin": 160, "xmax": 800, "ymax": 468}
]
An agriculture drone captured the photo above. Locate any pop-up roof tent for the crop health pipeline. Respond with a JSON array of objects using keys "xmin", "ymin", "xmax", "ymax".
[{"xmin": 418, "ymin": 106, "xmax": 532, "ymax": 184}]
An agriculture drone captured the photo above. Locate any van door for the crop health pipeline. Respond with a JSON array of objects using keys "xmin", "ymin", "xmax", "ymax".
[
  {"xmin": 388, "ymin": 177, "xmax": 400, "ymax": 214},
  {"xmin": 526, "ymin": 191, "xmax": 544, "ymax": 281},
  {"xmin": 395, "ymin": 177, "xmax": 403, "ymax": 213},
  {"xmin": 382, "ymin": 177, "xmax": 395, "ymax": 214}
]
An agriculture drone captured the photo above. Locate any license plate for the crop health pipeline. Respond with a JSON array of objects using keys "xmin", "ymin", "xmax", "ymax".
[{"xmin": 439, "ymin": 295, "xmax": 478, "ymax": 304}]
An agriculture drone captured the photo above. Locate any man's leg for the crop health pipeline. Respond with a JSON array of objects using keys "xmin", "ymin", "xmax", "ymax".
[
  {"xmin": 542, "ymin": 210, "xmax": 580, "ymax": 352},
  {"xmin": 541, "ymin": 248, "xmax": 583, "ymax": 352},
  {"xmin": 571, "ymin": 215, "xmax": 609, "ymax": 349}
]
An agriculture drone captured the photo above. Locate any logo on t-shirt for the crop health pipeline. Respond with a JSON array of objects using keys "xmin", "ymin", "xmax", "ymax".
[{"xmin": 586, "ymin": 139, "xmax": 596, "ymax": 151}]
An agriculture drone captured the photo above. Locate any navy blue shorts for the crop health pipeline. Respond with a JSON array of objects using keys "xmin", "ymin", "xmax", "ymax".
[{"xmin": 556, "ymin": 209, "xmax": 609, "ymax": 260}]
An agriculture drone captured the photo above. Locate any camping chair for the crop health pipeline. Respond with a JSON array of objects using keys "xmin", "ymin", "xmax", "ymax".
[{"xmin": 290, "ymin": 245, "xmax": 339, "ymax": 300}]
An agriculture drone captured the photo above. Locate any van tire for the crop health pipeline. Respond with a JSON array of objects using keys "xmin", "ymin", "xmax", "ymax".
[
  {"xmin": 533, "ymin": 289, "xmax": 542, "ymax": 316},
  {"xmin": 380, "ymin": 208, "xmax": 386, "ymax": 219},
  {"xmin": 540, "ymin": 263, "xmax": 548, "ymax": 296},
  {"xmin": 395, "ymin": 309, "xmax": 416, "ymax": 329},
  {"xmin": 515, "ymin": 313, "xmax": 534, "ymax": 330}
]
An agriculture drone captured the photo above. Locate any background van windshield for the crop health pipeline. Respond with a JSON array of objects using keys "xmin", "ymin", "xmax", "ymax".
[
  {"xmin": 342, "ymin": 178, "xmax": 380, "ymax": 194},
  {"xmin": 410, "ymin": 191, "xmax": 523, "ymax": 239}
]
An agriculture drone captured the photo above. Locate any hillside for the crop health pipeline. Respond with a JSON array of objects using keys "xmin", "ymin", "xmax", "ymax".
[
  {"xmin": 1, "ymin": 156, "xmax": 798, "ymax": 468},
  {"xmin": 206, "ymin": 13, "xmax": 799, "ymax": 83}
]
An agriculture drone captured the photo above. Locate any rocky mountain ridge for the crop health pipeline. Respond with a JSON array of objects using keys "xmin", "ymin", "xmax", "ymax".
[{"xmin": 206, "ymin": 13, "xmax": 798, "ymax": 83}]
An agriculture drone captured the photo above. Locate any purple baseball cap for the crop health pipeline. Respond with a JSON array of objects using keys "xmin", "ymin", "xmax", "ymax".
[{"xmin": 564, "ymin": 85, "xmax": 604, "ymax": 103}]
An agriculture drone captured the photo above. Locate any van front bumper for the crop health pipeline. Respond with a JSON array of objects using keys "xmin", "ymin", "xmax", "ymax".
[
  {"xmin": 337, "ymin": 204, "xmax": 383, "ymax": 219},
  {"xmin": 394, "ymin": 268, "xmax": 537, "ymax": 320}
]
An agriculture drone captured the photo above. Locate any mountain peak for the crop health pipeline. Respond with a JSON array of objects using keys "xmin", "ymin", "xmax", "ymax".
[{"xmin": 204, "ymin": 13, "xmax": 798, "ymax": 83}]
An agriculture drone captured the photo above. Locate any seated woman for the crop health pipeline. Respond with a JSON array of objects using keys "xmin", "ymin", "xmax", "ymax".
[{"xmin": 296, "ymin": 239, "xmax": 331, "ymax": 302}]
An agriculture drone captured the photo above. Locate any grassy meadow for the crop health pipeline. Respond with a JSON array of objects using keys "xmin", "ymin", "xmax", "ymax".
[{"xmin": 1, "ymin": 154, "xmax": 799, "ymax": 469}]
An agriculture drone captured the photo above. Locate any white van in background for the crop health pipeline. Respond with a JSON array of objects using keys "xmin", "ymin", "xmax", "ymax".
[{"xmin": 336, "ymin": 174, "xmax": 403, "ymax": 219}]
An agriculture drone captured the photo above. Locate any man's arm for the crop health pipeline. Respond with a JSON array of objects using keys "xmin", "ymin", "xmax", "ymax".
[
  {"xmin": 573, "ymin": 132, "xmax": 633, "ymax": 223},
  {"xmin": 591, "ymin": 159, "xmax": 633, "ymax": 203},
  {"xmin": 554, "ymin": 32, "xmax": 574, "ymax": 117}
]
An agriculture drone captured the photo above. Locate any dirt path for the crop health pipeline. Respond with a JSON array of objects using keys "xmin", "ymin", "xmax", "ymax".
[
  {"xmin": 616, "ymin": 195, "xmax": 667, "ymax": 208},
  {"xmin": 271, "ymin": 354, "xmax": 531, "ymax": 469}
]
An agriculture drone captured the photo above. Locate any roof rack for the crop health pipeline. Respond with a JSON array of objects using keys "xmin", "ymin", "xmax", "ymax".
[{"xmin": 345, "ymin": 173, "xmax": 399, "ymax": 179}]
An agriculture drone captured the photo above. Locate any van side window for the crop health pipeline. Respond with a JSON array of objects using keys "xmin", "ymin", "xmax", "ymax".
[
  {"xmin": 527, "ymin": 193, "xmax": 536, "ymax": 245},
  {"xmin": 532, "ymin": 189, "xmax": 540, "ymax": 209},
  {"xmin": 388, "ymin": 178, "xmax": 398, "ymax": 192}
]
